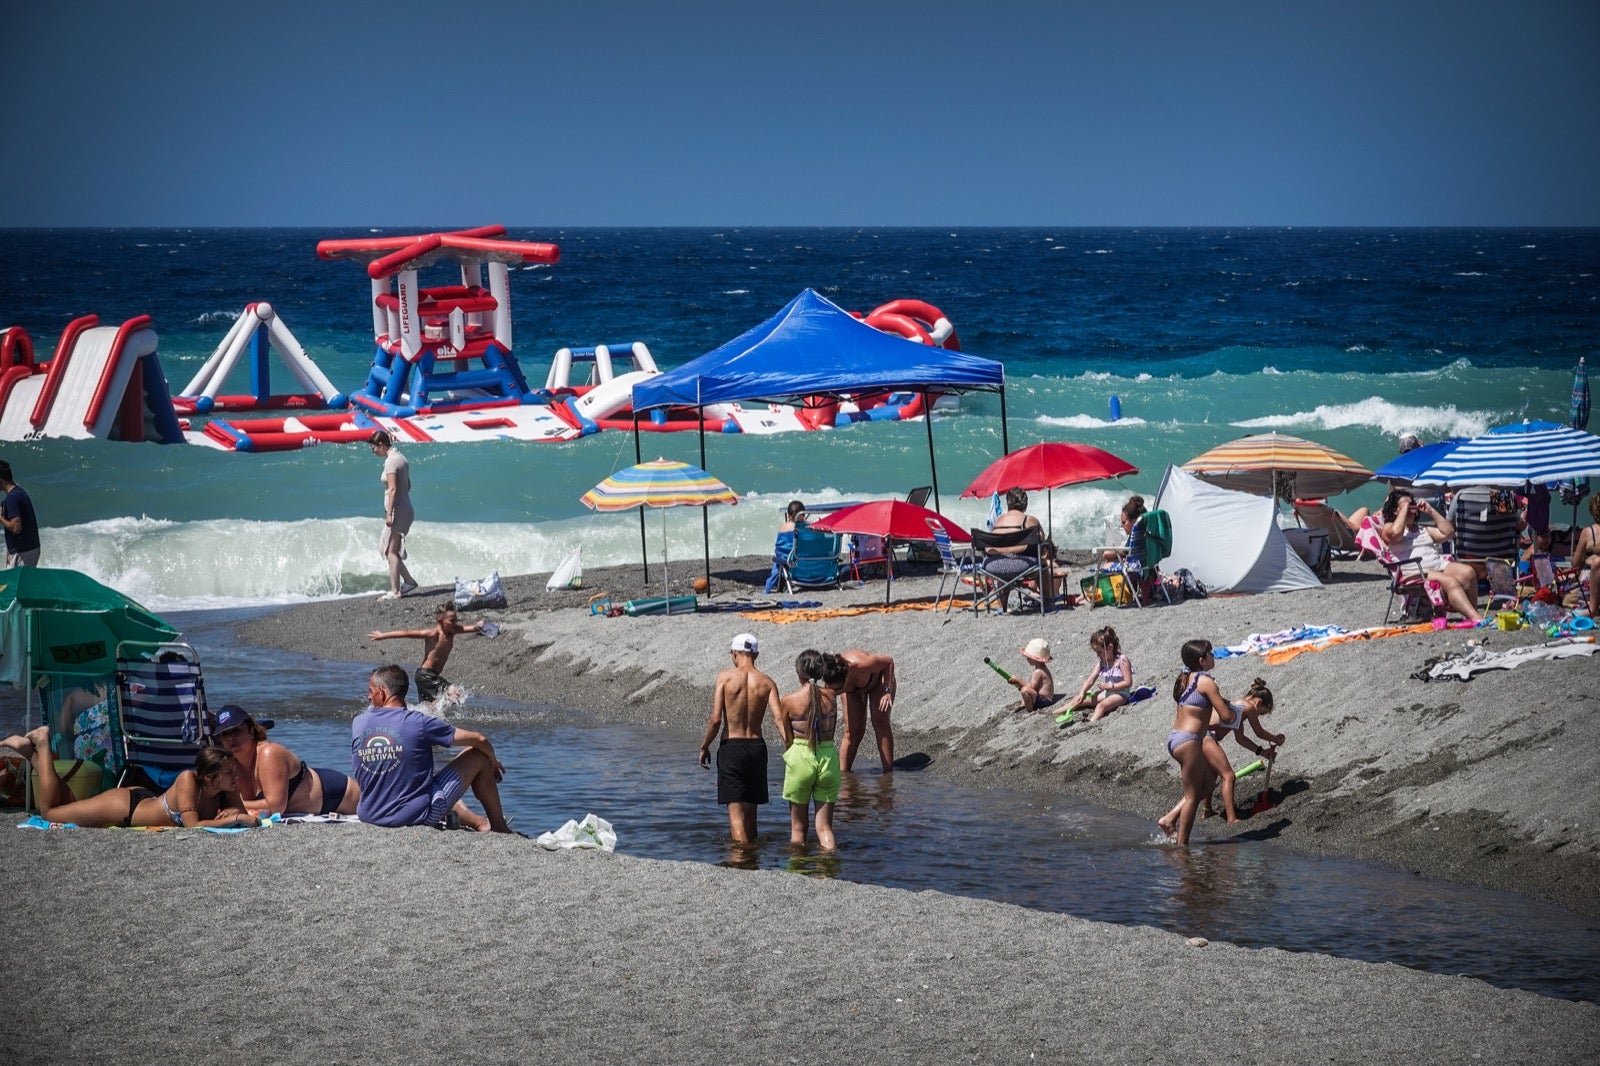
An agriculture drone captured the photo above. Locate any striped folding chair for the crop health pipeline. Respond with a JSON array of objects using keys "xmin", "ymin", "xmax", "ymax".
[{"xmin": 114, "ymin": 642, "xmax": 210, "ymax": 789}]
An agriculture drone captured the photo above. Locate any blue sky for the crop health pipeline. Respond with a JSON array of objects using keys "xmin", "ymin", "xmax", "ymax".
[{"xmin": 3, "ymin": 1, "xmax": 1597, "ymax": 226}]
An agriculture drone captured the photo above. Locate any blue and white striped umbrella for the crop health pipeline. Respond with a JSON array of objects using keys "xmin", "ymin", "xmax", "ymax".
[{"xmin": 1411, "ymin": 423, "xmax": 1600, "ymax": 487}]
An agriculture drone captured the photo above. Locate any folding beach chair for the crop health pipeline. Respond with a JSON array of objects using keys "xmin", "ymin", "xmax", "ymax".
[
  {"xmin": 927, "ymin": 517, "xmax": 977, "ymax": 613},
  {"xmin": 1354, "ymin": 518, "xmax": 1446, "ymax": 624},
  {"xmin": 969, "ymin": 525, "xmax": 1050, "ymax": 615},
  {"xmin": 779, "ymin": 523, "xmax": 843, "ymax": 592},
  {"xmin": 114, "ymin": 642, "xmax": 210, "ymax": 789},
  {"xmin": 848, "ymin": 534, "xmax": 890, "ymax": 580},
  {"xmin": 1292, "ymin": 500, "xmax": 1361, "ymax": 558}
]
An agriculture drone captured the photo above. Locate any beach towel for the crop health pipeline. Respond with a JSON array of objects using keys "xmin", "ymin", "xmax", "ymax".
[
  {"xmin": 1422, "ymin": 638, "xmax": 1598, "ymax": 681},
  {"xmin": 535, "ymin": 813, "xmax": 617, "ymax": 852},
  {"xmin": 17, "ymin": 812, "xmax": 280, "ymax": 833},
  {"xmin": 745, "ymin": 600, "xmax": 946, "ymax": 623}
]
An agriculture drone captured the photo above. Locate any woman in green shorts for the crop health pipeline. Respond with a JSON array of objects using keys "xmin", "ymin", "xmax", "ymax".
[{"xmin": 775, "ymin": 650, "xmax": 847, "ymax": 851}]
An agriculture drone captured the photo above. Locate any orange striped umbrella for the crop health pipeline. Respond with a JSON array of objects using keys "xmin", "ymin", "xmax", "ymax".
[{"xmin": 1182, "ymin": 432, "xmax": 1372, "ymax": 500}]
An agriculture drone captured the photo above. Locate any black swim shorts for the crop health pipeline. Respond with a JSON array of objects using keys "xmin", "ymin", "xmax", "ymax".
[{"xmin": 715, "ymin": 737, "xmax": 770, "ymax": 806}]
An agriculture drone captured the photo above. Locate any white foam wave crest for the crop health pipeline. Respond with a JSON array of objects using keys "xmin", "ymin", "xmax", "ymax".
[
  {"xmin": 44, "ymin": 492, "xmax": 1020, "ymax": 612},
  {"xmin": 1037, "ymin": 414, "xmax": 1149, "ymax": 429},
  {"xmin": 1230, "ymin": 397, "xmax": 1493, "ymax": 439}
]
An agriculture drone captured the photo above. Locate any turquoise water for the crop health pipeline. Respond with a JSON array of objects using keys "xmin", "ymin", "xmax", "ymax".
[{"xmin": 2, "ymin": 227, "xmax": 1594, "ymax": 609}]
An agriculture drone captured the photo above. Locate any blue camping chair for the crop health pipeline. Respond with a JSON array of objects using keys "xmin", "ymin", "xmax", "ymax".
[{"xmin": 779, "ymin": 523, "xmax": 843, "ymax": 592}]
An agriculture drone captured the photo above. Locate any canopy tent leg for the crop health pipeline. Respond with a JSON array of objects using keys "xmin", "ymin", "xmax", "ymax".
[
  {"xmin": 922, "ymin": 390, "xmax": 941, "ymax": 514},
  {"xmin": 998, "ymin": 385, "xmax": 1010, "ymax": 455},
  {"xmin": 699, "ymin": 414, "xmax": 711, "ymax": 595},
  {"xmin": 633, "ymin": 412, "xmax": 648, "ymax": 583}
]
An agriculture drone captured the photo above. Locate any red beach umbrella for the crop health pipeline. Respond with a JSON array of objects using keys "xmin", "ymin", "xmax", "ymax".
[
  {"xmin": 808, "ymin": 500, "xmax": 970, "ymax": 604},
  {"xmin": 961, "ymin": 442, "xmax": 1139, "ymax": 498},
  {"xmin": 960, "ymin": 442, "xmax": 1140, "ymax": 538}
]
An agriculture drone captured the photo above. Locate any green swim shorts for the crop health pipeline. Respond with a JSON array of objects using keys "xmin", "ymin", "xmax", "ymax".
[{"xmin": 781, "ymin": 739, "xmax": 840, "ymax": 805}]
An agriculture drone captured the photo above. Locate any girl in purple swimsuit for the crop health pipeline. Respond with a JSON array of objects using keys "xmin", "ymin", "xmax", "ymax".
[{"xmin": 1156, "ymin": 640, "xmax": 1236, "ymax": 845}]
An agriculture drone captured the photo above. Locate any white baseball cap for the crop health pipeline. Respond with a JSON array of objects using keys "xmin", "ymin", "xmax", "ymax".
[{"xmin": 731, "ymin": 633, "xmax": 760, "ymax": 654}]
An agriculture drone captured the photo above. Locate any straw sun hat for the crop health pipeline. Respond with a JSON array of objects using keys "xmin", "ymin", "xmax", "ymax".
[{"xmin": 1021, "ymin": 638, "xmax": 1052, "ymax": 663}]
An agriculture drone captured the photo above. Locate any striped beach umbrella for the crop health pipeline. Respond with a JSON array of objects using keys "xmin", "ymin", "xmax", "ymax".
[
  {"xmin": 1411, "ymin": 424, "xmax": 1600, "ymax": 487},
  {"xmin": 581, "ymin": 459, "xmax": 738, "ymax": 609},
  {"xmin": 580, "ymin": 458, "xmax": 738, "ymax": 512},
  {"xmin": 1182, "ymin": 432, "xmax": 1373, "ymax": 501}
]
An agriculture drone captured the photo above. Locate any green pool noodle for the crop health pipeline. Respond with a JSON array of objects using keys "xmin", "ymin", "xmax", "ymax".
[
  {"xmin": 1235, "ymin": 758, "xmax": 1265, "ymax": 779},
  {"xmin": 983, "ymin": 657, "xmax": 1016, "ymax": 682}
]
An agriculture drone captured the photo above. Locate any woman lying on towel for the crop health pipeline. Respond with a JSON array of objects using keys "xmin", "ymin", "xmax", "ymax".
[
  {"xmin": 210, "ymin": 705, "xmax": 361, "ymax": 818},
  {"xmin": 0, "ymin": 728, "xmax": 257, "ymax": 829}
]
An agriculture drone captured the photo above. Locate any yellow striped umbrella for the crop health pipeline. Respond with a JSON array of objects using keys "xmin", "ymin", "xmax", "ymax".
[
  {"xmin": 581, "ymin": 459, "xmax": 738, "ymax": 608},
  {"xmin": 1182, "ymin": 432, "xmax": 1372, "ymax": 501}
]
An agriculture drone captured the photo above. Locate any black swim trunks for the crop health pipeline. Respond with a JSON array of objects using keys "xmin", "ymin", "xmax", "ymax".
[
  {"xmin": 715, "ymin": 737, "xmax": 769, "ymax": 806},
  {"xmin": 414, "ymin": 667, "xmax": 447, "ymax": 702}
]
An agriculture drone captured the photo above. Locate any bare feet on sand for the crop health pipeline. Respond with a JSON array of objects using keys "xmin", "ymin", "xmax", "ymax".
[{"xmin": 452, "ymin": 802, "xmax": 492, "ymax": 832}]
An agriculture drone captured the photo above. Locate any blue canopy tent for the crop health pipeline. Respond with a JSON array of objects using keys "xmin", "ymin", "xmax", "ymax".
[{"xmin": 628, "ymin": 289, "xmax": 1009, "ymax": 586}]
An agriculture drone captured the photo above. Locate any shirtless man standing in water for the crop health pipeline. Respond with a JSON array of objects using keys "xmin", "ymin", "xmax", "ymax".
[
  {"xmin": 839, "ymin": 648, "xmax": 897, "ymax": 773},
  {"xmin": 699, "ymin": 633, "xmax": 780, "ymax": 843}
]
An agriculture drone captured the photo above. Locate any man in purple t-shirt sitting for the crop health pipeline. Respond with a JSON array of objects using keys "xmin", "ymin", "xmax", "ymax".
[{"xmin": 351, "ymin": 664, "xmax": 510, "ymax": 832}]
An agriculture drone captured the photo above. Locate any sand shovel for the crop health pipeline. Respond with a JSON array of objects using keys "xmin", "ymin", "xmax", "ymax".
[{"xmin": 1250, "ymin": 749, "xmax": 1279, "ymax": 815}]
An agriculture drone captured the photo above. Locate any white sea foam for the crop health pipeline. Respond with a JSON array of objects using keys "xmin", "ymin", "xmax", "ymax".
[
  {"xmin": 1230, "ymin": 397, "xmax": 1493, "ymax": 439},
  {"xmin": 43, "ymin": 493, "xmax": 1010, "ymax": 612},
  {"xmin": 1037, "ymin": 414, "xmax": 1150, "ymax": 429}
]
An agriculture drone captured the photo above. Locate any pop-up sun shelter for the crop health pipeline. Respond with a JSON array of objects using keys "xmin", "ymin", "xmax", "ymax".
[
  {"xmin": 0, "ymin": 568, "xmax": 182, "ymax": 799},
  {"xmin": 1154, "ymin": 466, "xmax": 1322, "ymax": 594},
  {"xmin": 628, "ymin": 289, "xmax": 1009, "ymax": 586}
]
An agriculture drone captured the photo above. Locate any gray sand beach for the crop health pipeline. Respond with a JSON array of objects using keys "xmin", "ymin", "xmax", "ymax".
[{"xmin": 5, "ymin": 551, "xmax": 1599, "ymax": 1062}]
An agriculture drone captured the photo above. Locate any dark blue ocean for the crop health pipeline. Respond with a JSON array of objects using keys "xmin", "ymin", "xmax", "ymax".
[{"xmin": 1, "ymin": 227, "xmax": 1594, "ymax": 608}]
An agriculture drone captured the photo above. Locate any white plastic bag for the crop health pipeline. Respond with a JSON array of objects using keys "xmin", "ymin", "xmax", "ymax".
[
  {"xmin": 546, "ymin": 546, "xmax": 583, "ymax": 591},
  {"xmin": 535, "ymin": 813, "xmax": 616, "ymax": 852}
]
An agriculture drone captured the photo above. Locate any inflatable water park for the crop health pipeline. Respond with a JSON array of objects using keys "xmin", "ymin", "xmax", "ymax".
[{"xmin": 0, "ymin": 226, "xmax": 967, "ymax": 452}]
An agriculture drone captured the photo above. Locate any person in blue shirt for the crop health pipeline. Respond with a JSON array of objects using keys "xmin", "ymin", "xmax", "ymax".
[
  {"xmin": 351, "ymin": 664, "xmax": 510, "ymax": 832},
  {"xmin": 765, "ymin": 499, "xmax": 806, "ymax": 593},
  {"xmin": 0, "ymin": 460, "xmax": 41, "ymax": 567}
]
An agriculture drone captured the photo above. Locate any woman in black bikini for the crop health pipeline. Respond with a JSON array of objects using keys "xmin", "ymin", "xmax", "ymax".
[
  {"xmin": 1571, "ymin": 495, "xmax": 1600, "ymax": 612},
  {"xmin": 1, "ymin": 727, "xmax": 255, "ymax": 829},
  {"xmin": 211, "ymin": 706, "xmax": 361, "ymax": 817}
]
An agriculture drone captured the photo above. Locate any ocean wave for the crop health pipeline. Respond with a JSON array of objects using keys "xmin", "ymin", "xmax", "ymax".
[
  {"xmin": 192, "ymin": 309, "xmax": 243, "ymax": 325},
  {"xmin": 1037, "ymin": 414, "xmax": 1150, "ymax": 429},
  {"xmin": 40, "ymin": 485, "xmax": 1136, "ymax": 612},
  {"xmin": 1231, "ymin": 397, "xmax": 1493, "ymax": 439}
]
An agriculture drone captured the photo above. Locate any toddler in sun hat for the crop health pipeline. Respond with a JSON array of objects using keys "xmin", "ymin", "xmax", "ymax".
[{"xmin": 1006, "ymin": 637, "xmax": 1056, "ymax": 713}]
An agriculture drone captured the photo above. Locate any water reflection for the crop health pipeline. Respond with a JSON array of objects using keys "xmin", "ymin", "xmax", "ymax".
[{"xmin": 785, "ymin": 846, "xmax": 843, "ymax": 880}]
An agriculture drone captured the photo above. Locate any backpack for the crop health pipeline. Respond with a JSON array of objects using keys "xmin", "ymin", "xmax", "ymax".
[{"xmin": 1175, "ymin": 567, "xmax": 1207, "ymax": 599}]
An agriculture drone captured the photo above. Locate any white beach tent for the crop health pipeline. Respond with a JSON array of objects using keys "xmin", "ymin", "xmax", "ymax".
[{"xmin": 1154, "ymin": 465, "xmax": 1322, "ymax": 594}]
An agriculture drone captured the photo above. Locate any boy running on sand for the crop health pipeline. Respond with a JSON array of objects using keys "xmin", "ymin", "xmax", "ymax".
[{"xmin": 370, "ymin": 601, "xmax": 489, "ymax": 704}]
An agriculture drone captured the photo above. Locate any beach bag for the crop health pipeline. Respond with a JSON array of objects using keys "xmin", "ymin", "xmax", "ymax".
[
  {"xmin": 1080, "ymin": 572, "xmax": 1131, "ymax": 608},
  {"xmin": 1175, "ymin": 568, "xmax": 1207, "ymax": 599},
  {"xmin": 453, "ymin": 570, "xmax": 507, "ymax": 610}
]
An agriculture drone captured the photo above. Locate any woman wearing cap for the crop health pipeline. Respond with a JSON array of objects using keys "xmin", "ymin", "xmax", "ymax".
[
  {"xmin": 369, "ymin": 430, "xmax": 419, "ymax": 600},
  {"xmin": 212, "ymin": 706, "xmax": 361, "ymax": 817},
  {"xmin": 0, "ymin": 727, "xmax": 255, "ymax": 829}
]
